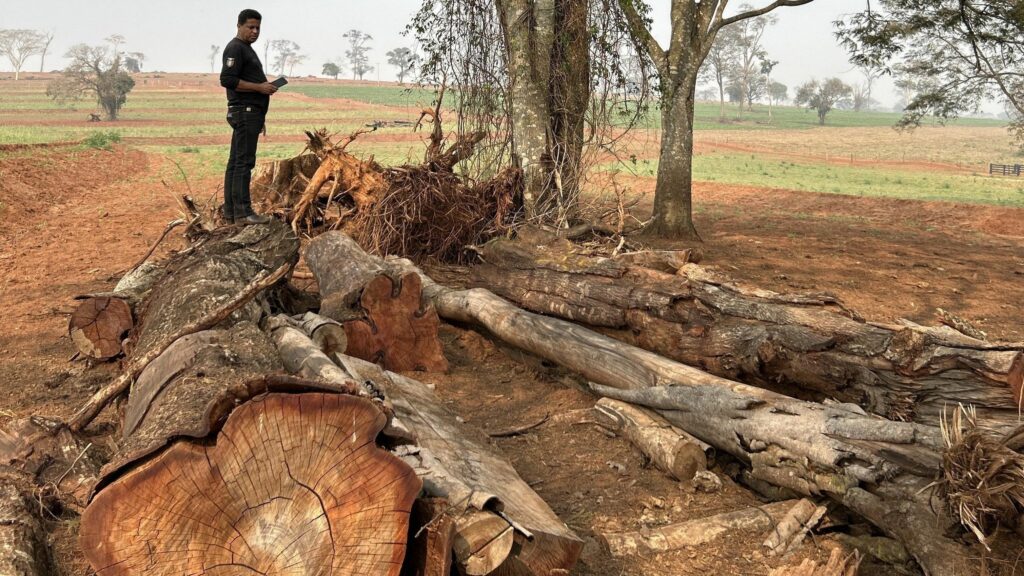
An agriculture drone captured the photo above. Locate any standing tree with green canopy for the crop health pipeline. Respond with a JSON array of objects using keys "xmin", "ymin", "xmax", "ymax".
[
  {"xmin": 616, "ymin": 0, "xmax": 815, "ymax": 239},
  {"xmin": 836, "ymin": 0, "xmax": 1024, "ymax": 150},
  {"xmin": 794, "ymin": 77, "xmax": 852, "ymax": 124},
  {"xmin": 47, "ymin": 44, "xmax": 135, "ymax": 120},
  {"xmin": 386, "ymin": 47, "xmax": 419, "ymax": 83}
]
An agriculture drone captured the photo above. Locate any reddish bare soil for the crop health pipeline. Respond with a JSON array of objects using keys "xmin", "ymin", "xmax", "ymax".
[{"xmin": 2, "ymin": 145, "xmax": 1023, "ymax": 574}]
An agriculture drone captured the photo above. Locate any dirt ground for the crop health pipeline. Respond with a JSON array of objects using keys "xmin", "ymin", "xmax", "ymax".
[{"xmin": 2, "ymin": 145, "xmax": 1023, "ymax": 574}]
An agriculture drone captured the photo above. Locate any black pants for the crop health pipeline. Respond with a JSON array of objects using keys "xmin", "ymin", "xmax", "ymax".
[{"xmin": 223, "ymin": 105, "xmax": 265, "ymax": 220}]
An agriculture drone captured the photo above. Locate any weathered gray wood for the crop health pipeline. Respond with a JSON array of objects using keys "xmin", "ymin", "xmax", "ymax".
[
  {"xmin": 305, "ymin": 231, "xmax": 387, "ymax": 319},
  {"xmin": 0, "ymin": 482, "xmax": 52, "ymax": 576},
  {"xmin": 301, "ymin": 232, "xmax": 972, "ymax": 576},
  {"xmin": 601, "ymin": 499, "xmax": 799, "ymax": 556},
  {"xmin": 270, "ymin": 317, "xmax": 583, "ymax": 576},
  {"xmin": 471, "ymin": 240, "xmax": 1024, "ymax": 433},
  {"xmin": 594, "ymin": 397, "xmax": 707, "ymax": 481}
]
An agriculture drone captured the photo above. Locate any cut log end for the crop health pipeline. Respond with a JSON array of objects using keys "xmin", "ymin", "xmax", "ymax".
[
  {"xmin": 80, "ymin": 393, "xmax": 421, "ymax": 576},
  {"xmin": 69, "ymin": 296, "xmax": 133, "ymax": 360},
  {"xmin": 344, "ymin": 272, "xmax": 449, "ymax": 373}
]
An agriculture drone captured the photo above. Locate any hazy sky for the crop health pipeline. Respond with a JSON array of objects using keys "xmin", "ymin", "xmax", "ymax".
[{"xmin": 3, "ymin": 0, "xmax": 902, "ymax": 107}]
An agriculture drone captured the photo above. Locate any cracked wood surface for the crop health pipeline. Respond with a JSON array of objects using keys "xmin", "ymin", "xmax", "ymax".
[{"xmin": 80, "ymin": 393, "xmax": 421, "ymax": 576}]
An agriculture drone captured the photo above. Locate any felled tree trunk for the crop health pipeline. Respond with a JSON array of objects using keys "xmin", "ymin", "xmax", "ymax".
[
  {"xmin": 472, "ymin": 240, "xmax": 1024, "ymax": 433},
  {"xmin": 68, "ymin": 262, "xmax": 168, "ymax": 360},
  {"xmin": 306, "ymin": 232, "xmax": 448, "ymax": 372},
  {"xmin": 269, "ymin": 318, "xmax": 583, "ymax": 575},
  {"xmin": 78, "ymin": 223, "xmax": 427, "ymax": 576},
  {"xmin": 302, "ymin": 232, "xmax": 974, "ymax": 576}
]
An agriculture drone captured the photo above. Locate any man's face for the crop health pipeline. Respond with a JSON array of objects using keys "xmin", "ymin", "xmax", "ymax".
[{"xmin": 237, "ymin": 19, "xmax": 261, "ymax": 44}]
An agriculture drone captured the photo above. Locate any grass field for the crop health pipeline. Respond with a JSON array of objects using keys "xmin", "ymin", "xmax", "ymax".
[
  {"xmin": 603, "ymin": 152, "xmax": 1024, "ymax": 207},
  {"xmin": 2, "ymin": 72, "xmax": 1021, "ymax": 210}
]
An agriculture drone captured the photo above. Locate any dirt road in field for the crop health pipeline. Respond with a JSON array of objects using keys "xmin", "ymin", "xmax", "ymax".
[{"xmin": 2, "ymin": 145, "xmax": 1023, "ymax": 574}]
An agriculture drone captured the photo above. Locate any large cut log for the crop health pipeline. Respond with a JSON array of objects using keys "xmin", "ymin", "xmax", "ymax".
[
  {"xmin": 306, "ymin": 232, "xmax": 448, "ymax": 372},
  {"xmin": 471, "ymin": 239, "xmax": 1024, "ymax": 433},
  {"xmin": 303, "ymin": 232, "xmax": 979, "ymax": 576},
  {"xmin": 69, "ymin": 222, "xmax": 299, "ymax": 432},
  {"xmin": 68, "ymin": 296, "xmax": 133, "ymax": 360},
  {"xmin": 78, "ymin": 222, "xmax": 428, "ymax": 576},
  {"xmin": 81, "ymin": 392, "xmax": 420, "ymax": 576},
  {"xmin": 268, "ymin": 318, "xmax": 583, "ymax": 576}
]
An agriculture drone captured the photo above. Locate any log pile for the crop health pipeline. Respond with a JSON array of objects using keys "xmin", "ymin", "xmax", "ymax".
[
  {"xmin": 22, "ymin": 218, "xmax": 1024, "ymax": 575},
  {"xmin": 470, "ymin": 238, "xmax": 1024, "ymax": 433},
  {"xmin": 305, "ymin": 231, "xmax": 1024, "ymax": 576},
  {"xmin": 57, "ymin": 221, "xmax": 580, "ymax": 576}
]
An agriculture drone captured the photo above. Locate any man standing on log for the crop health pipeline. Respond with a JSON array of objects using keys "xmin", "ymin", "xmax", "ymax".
[{"xmin": 219, "ymin": 8, "xmax": 276, "ymax": 225}]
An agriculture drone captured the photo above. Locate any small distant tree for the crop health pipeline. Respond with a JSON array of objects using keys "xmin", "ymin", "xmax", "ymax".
[
  {"xmin": 768, "ymin": 81, "xmax": 787, "ymax": 105},
  {"xmin": 38, "ymin": 31, "xmax": 54, "ymax": 73},
  {"xmin": 343, "ymin": 30, "xmax": 373, "ymax": 80},
  {"xmin": 322, "ymin": 61, "xmax": 341, "ymax": 79},
  {"xmin": 385, "ymin": 47, "xmax": 418, "ymax": 84},
  {"xmin": 269, "ymin": 39, "xmax": 300, "ymax": 76},
  {"xmin": 795, "ymin": 77, "xmax": 852, "ymax": 125},
  {"xmin": 0, "ymin": 29, "xmax": 47, "ymax": 80},
  {"xmin": 851, "ymin": 83, "xmax": 870, "ymax": 112},
  {"xmin": 729, "ymin": 6, "xmax": 776, "ymax": 113},
  {"xmin": 209, "ymin": 44, "xmax": 220, "ymax": 73},
  {"xmin": 47, "ymin": 44, "xmax": 136, "ymax": 120},
  {"xmin": 699, "ymin": 25, "xmax": 740, "ymax": 122},
  {"xmin": 286, "ymin": 52, "xmax": 306, "ymax": 76},
  {"xmin": 105, "ymin": 34, "xmax": 126, "ymax": 53}
]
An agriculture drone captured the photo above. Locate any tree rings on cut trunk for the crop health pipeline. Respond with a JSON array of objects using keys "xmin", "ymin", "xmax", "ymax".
[
  {"xmin": 69, "ymin": 296, "xmax": 133, "ymax": 360},
  {"xmin": 80, "ymin": 393, "xmax": 421, "ymax": 576},
  {"xmin": 343, "ymin": 272, "xmax": 449, "ymax": 373}
]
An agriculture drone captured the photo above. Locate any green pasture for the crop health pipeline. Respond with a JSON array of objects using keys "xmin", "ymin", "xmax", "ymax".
[
  {"xmin": 287, "ymin": 84, "xmax": 438, "ymax": 108},
  {"xmin": 604, "ymin": 152, "xmax": 1024, "ymax": 207},
  {"xmin": 2, "ymin": 76, "xmax": 1019, "ymax": 212}
]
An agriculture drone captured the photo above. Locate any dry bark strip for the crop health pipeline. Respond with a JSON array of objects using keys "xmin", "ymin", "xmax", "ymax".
[
  {"xmin": 601, "ymin": 499, "xmax": 798, "ymax": 556},
  {"xmin": 303, "ymin": 232, "xmax": 975, "ymax": 576},
  {"xmin": 69, "ymin": 222, "xmax": 299, "ymax": 432},
  {"xmin": 269, "ymin": 317, "xmax": 583, "ymax": 575},
  {"xmin": 763, "ymin": 499, "xmax": 827, "ymax": 557},
  {"xmin": 404, "ymin": 498, "xmax": 458, "ymax": 576},
  {"xmin": 471, "ymin": 239, "xmax": 1024, "ymax": 433},
  {"xmin": 768, "ymin": 548, "xmax": 861, "ymax": 576},
  {"xmin": 0, "ymin": 481, "xmax": 53, "ymax": 576},
  {"xmin": 594, "ymin": 398, "xmax": 707, "ymax": 481}
]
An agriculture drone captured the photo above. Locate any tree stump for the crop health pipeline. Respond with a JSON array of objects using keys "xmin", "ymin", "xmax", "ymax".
[
  {"xmin": 69, "ymin": 296, "xmax": 133, "ymax": 359},
  {"xmin": 80, "ymin": 393, "xmax": 420, "ymax": 576}
]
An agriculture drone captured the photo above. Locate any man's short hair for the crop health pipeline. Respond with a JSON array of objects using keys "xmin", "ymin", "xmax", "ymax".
[{"xmin": 237, "ymin": 9, "xmax": 262, "ymax": 25}]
